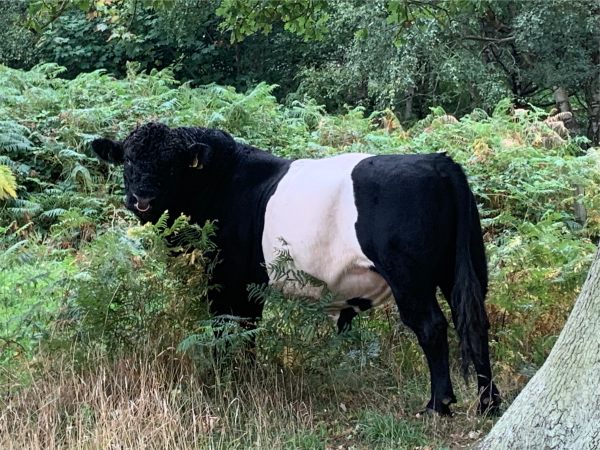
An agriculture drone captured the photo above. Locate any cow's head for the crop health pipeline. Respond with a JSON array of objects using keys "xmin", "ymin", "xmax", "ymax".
[{"xmin": 91, "ymin": 122, "xmax": 236, "ymax": 223}]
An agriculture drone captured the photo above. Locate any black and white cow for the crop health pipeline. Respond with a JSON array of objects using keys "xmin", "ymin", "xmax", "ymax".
[{"xmin": 91, "ymin": 122, "xmax": 501, "ymax": 415}]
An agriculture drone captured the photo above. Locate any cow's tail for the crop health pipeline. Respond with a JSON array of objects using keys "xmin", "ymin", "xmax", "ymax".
[{"xmin": 446, "ymin": 158, "xmax": 489, "ymax": 381}]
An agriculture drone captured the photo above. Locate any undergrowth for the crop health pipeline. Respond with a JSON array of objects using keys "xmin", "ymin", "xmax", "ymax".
[{"xmin": 0, "ymin": 63, "xmax": 599, "ymax": 449}]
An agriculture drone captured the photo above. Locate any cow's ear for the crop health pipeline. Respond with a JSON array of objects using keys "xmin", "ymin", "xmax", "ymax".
[
  {"xmin": 187, "ymin": 143, "xmax": 212, "ymax": 169},
  {"xmin": 91, "ymin": 138, "xmax": 124, "ymax": 164},
  {"xmin": 187, "ymin": 129, "xmax": 236, "ymax": 169}
]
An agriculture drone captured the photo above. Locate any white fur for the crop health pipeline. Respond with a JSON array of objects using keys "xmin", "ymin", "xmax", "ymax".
[{"xmin": 262, "ymin": 153, "xmax": 392, "ymax": 315}]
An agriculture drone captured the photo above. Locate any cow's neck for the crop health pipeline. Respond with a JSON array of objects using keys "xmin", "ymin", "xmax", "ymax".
[{"xmin": 182, "ymin": 144, "xmax": 290, "ymax": 225}]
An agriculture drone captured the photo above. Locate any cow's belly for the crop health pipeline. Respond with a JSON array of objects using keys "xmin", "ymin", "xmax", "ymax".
[
  {"xmin": 262, "ymin": 153, "xmax": 393, "ymax": 316},
  {"xmin": 269, "ymin": 247, "xmax": 392, "ymax": 312},
  {"xmin": 324, "ymin": 264, "xmax": 392, "ymax": 314}
]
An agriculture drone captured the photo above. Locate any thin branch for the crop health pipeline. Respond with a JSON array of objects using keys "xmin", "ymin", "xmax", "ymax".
[
  {"xmin": 573, "ymin": 92, "xmax": 589, "ymax": 110},
  {"xmin": 462, "ymin": 35, "xmax": 515, "ymax": 43},
  {"xmin": 30, "ymin": 0, "xmax": 70, "ymax": 35},
  {"xmin": 489, "ymin": 45, "xmax": 512, "ymax": 78}
]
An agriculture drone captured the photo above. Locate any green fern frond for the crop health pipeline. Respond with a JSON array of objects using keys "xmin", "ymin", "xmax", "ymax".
[
  {"xmin": 0, "ymin": 156, "xmax": 16, "ymax": 168},
  {"xmin": 67, "ymin": 163, "xmax": 93, "ymax": 190},
  {"xmin": 42, "ymin": 187, "xmax": 65, "ymax": 196},
  {"xmin": 30, "ymin": 62, "xmax": 67, "ymax": 79},
  {"xmin": 58, "ymin": 148, "xmax": 90, "ymax": 161},
  {"xmin": 9, "ymin": 198, "xmax": 43, "ymax": 217},
  {"xmin": 178, "ymin": 316, "xmax": 259, "ymax": 354},
  {"xmin": 40, "ymin": 208, "xmax": 67, "ymax": 219},
  {"xmin": 0, "ymin": 120, "xmax": 33, "ymax": 154},
  {"xmin": 0, "ymin": 155, "xmax": 31, "ymax": 176},
  {"xmin": 206, "ymin": 112, "xmax": 227, "ymax": 127},
  {"xmin": 153, "ymin": 210, "xmax": 170, "ymax": 232},
  {"xmin": 0, "ymin": 239, "xmax": 29, "ymax": 265}
]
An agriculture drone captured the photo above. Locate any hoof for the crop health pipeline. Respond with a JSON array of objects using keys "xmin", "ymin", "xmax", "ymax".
[
  {"xmin": 423, "ymin": 396, "xmax": 456, "ymax": 417},
  {"xmin": 478, "ymin": 383, "xmax": 502, "ymax": 416},
  {"xmin": 478, "ymin": 398, "xmax": 501, "ymax": 416},
  {"xmin": 422, "ymin": 406, "xmax": 453, "ymax": 417}
]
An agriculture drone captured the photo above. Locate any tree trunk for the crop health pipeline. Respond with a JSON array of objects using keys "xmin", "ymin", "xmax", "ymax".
[
  {"xmin": 587, "ymin": 89, "xmax": 600, "ymax": 147},
  {"xmin": 477, "ymin": 246, "xmax": 600, "ymax": 450},
  {"xmin": 403, "ymin": 86, "xmax": 415, "ymax": 122},
  {"xmin": 574, "ymin": 184, "xmax": 587, "ymax": 225},
  {"xmin": 551, "ymin": 87, "xmax": 586, "ymax": 224},
  {"xmin": 553, "ymin": 86, "xmax": 572, "ymax": 114},
  {"xmin": 552, "ymin": 86, "xmax": 576, "ymax": 133}
]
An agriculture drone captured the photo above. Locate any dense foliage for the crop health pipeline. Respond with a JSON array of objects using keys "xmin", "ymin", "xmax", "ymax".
[
  {"xmin": 3, "ymin": 1, "xmax": 598, "ymax": 143},
  {"xmin": 0, "ymin": 62, "xmax": 598, "ymax": 447}
]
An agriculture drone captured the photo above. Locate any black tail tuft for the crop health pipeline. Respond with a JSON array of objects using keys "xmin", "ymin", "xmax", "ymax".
[
  {"xmin": 452, "ymin": 263, "xmax": 489, "ymax": 381},
  {"xmin": 444, "ymin": 157, "xmax": 490, "ymax": 381}
]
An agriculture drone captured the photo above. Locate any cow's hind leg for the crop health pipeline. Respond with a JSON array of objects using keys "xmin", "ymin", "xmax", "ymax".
[
  {"xmin": 394, "ymin": 287, "xmax": 456, "ymax": 415},
  {"xmin": 439, "ymin": 283, "xmax": 501, "ymax": 415},
  {"xmin": 472, "ymin": 337, "xmax": 501, "ymax": 414}
]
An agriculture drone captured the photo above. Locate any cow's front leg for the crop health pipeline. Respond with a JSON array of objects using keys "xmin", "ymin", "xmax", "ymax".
[{"xmin": 208, "ymin": 286, "xmax": 264, "ymax": 360}]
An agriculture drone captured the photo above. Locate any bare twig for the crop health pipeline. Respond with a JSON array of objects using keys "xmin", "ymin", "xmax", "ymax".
[{"xmin": 462, "ymin": 35, "xmax": 516, "ymax": 43}]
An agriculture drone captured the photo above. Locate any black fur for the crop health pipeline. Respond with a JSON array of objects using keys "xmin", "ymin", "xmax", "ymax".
[
  {"xmin": 91, "ymin": 123, "xmax": 500, "ymax": 415},
  {"xmin": 337, "ymin": 308, "xmax": 357, "ymax": 333},
  {"xmin": 92, "ymin": 122, "xmax": 290, "ymax": 319},
  {"xmin": 352, "ymin": 154, "xmax": 500, "ymax": 414},
  {"xmin": 346, "ymin": 297, "xmax": 373, "ymax": 311},
  {"xmin": 337, "ymin": 298, "xmax": 373, "ymax": 333},
  {"xmin": 91, "ymin": 138, "xmax": 123, "ymax": 164}
]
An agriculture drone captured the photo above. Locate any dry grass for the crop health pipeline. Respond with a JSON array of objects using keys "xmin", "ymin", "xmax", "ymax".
[
  {"xmin": 1, "ymin": 349, "xmax": 321, "ymax": 449},
  {"xmin": 0, "ymin": 326, "xmax": 516, "ymax": 449},
  {"xmin": 3, "ymin": 351, "xmax": 205, "ymax": 449}
]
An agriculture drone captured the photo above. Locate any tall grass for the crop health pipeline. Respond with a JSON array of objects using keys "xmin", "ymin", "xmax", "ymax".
[{"xmin": 1, "ymin": 337, "xmax": 494, "ymax": 450}]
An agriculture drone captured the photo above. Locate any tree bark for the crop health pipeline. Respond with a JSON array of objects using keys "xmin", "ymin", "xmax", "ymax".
[
  {"xmin": 477, "ymin": 246, "xmax": 600, "ymax": 450},
  {"xmin": 552, "ymin": 86, "xmax": 576, "ymax": 133},
  {"xmin": 574, "ymin": 184, "xmax": 587, "ymax": 225},
  {"xmin": 403, "ymin": 86, "xmax": 415, "ymax": 122},
  {"xmin": 587, "ymin": 89, "xmax": 600, "ymax": 147},
  {"xmin": 551, "ymin": 86, "xmax": 586, "ymax": 224},
  {"xmin": 553, "ymin": 86, "xmax": 573, "ymax": 114}
]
